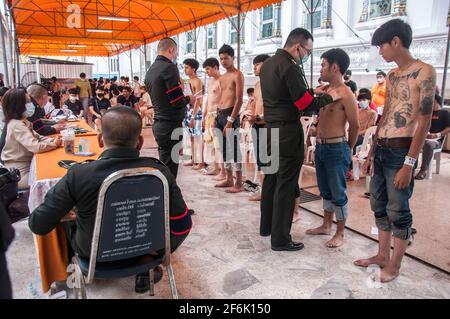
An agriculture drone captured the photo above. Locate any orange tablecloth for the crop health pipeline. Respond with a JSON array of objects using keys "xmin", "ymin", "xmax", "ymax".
[{"xmin": 33, "ymin": 120, "xmax": 102, "ymax": 293}]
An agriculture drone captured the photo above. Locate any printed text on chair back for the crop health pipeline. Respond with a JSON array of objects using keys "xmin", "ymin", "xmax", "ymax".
[{"xmin": 96, "ymin": 175, "xmax": 166, "ymax": 262}]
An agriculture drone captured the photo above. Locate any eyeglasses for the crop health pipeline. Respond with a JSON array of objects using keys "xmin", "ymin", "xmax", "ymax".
[{"xmin": 300, "ymin": 44, "xmax": 312, "ymax": 56}]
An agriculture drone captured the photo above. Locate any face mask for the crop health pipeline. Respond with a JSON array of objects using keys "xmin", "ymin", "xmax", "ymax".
[
  {"xmin": 69, "ymin": 96, "xmax": 77, "ymax": 102},
  {"xmin": 377, "ymin": 78, "xmax": 384, "ymax": 84},
  {"xmin": 24, "ymin": 102, "xmax": 35, "ymax": 117},
  {"xmin": 359, "ymin": 101, "xmax": 370, "ymax": 110},
  {"xmin": 97, "ymin": 93, "xmax": 104, "ymax": 98},
  {"xmin": 296, "ymin": 47, "xmax": 310, "ymax": 65}
]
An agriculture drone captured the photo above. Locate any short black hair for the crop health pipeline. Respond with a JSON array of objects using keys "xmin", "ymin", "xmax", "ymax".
[
  {"xmin": 357, "ymin": 88, "xmax": 372, "ymax": 101},
  {"xmin": 253, "ymin": 54, "xmax": 270, "ymax": 65},
  {"xmin": 120, "ymin": 76, "xmax": 125, "ymax": 80},
  {"xmin": 122, "ymin": 86, "xmax": 132, "ymax": 92},
  {"xmin": 203, "ymin": 57, "xmax": 220, "ymax": 69},
  {"xmin": 435, "ymin": 94, "xmax": 443, "ymax": 106},
  {"xmin": 157, "ymin": 37, "xmax": 178, "ymax": 52},
  {"xmin": 96, "ymin": 86, "xmax": 105, "ymax": 91},
  {"xmin": 320, "ymin": 48, "xmax": 350, "ymax": 75},
  {"xmin": 284, "ymin": 28, "xmax": 313, "ymax": 49},
  {"xmin": 80, "ymin": 73, "xmax": 86, "ymax": 78},
  {"xmin": 51, "ymin": 76, "xmax": 57, "ymax": 81},
  {"xmin": 247, "ymin": 88, "xmax": 255, "ymax": 95},
  {"xmin": 0, "ymin": 86, "xmax": 9, "ymax": 97},
  {"xmin": 377, "ymin": 71, "xmax": 387, "ymax": 78},
  {"xmin": 2, "ymin": 88, "xmax": 27, "ymax": 124},
  {"xmin": 101, "ymin": 106, "xmax": 142, "ymax": 148},
  {"xmin": 345, "ymin": 70, "xmax": 352, "ymax": 76},
  {"xmin": 134, "ymin": 76, "xmax": 139, "ymax": 81},
  {"xmin": 183, "ymin": 58, "xmax": 200, "ymax": 72},
  {"xmin": 219, "ymin": 44, "xmax": 234, "ymax": 57},
  {"xmin": 371, "ymin": 19, "xmax": 413, "ymax": 49},
  {"xmin": 68, "ymin": 88, "xmax": 78, "ymax": 95}
]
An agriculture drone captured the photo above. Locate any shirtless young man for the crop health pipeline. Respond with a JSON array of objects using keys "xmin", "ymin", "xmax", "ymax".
[
  {"xmin": 354, "ymin": 19, "xmax": 436, "ymax": 283},
  {"xmin": 306, "ymin": 49, "xmax": 360, "ymax": 248},
  {"xmin": 202, "ymin": 57, "xmax": 225, "ymax": 178},
  {"xmin": 183, "ymin": 58, "xmax": 205, "ymax": 170},
  {"xmin": 244, "ymin": 54, "xmax": 270, "ymax": 201},
  {"xmin": 215, "ymin": 44, "xmax": 245, "ymax": 193}
]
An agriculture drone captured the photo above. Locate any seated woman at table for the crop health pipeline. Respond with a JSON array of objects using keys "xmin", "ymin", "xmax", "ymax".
[{"xmin": 0, "ymin": 88, "xmax": 62, "ymax": 189}]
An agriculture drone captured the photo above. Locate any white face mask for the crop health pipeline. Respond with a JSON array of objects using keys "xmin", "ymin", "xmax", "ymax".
[
  {"xmin": 359, "ymin": 100, "xmax": 370, "ymax": 110},
  {"xmin": 69, "ymin": 96, "xmax": 77, "ymax": 102},
  {"xmin": 24, "ymin": 102, "xmax": 35, "ymax": 117},
  {"xmin": 377, "ymin": 78, "xmax": 384, "ymax": 84}
]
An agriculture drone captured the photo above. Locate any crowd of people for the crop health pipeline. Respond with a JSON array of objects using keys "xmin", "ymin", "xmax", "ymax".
[{"xmin": 1, "ymin": 17, "xmax": 450, "ymax": 298}]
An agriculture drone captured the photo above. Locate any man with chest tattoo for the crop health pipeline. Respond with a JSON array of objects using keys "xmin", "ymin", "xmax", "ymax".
[{"xmin": 354, "ymin": 19, "xmax": 436, "ymax": 283}]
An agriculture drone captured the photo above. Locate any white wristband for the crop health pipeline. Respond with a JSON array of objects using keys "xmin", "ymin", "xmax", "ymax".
[
  {"xmin": 227, "ymin": 116, "xmax": 235, "ymax": 123},
  {"xmin": 404, "ymin": 156, "xmax": 417, "ymax": 167}
]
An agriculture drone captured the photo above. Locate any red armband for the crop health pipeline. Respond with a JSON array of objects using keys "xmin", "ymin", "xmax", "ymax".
[{"xmin": 294, "ymin": 91, "xmax": 314, "ymax": 111}]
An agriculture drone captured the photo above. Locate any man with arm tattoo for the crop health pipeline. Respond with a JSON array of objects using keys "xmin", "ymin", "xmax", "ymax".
[{"xmin": 353, "ymin": 19, "xmax": 436, "ymax": 283}]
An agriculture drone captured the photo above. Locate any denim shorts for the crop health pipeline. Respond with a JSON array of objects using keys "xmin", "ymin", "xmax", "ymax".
[
  {"xmin": 370, "ymin": 146, "xmax": 415, "ymax": 240},
  {"xmin": 315, "ymin": 142, "xmax": 351, "ymax": 221}
]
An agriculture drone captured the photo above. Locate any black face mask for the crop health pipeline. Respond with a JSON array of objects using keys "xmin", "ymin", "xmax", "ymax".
[{"xmin": 97, "ymin": 93, "xmax": 104, "ymax": 98}]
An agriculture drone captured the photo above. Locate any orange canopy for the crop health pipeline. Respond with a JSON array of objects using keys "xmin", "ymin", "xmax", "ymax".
[{"xmin": 11, "ymin": 0, "xmax": 280, "ymax": 56}]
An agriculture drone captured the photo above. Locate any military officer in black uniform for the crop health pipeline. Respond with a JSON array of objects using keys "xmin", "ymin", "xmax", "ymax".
[
  {"xmin": 144, "ymin": 37, "xmax": 194, "ymax": 179},
  {"xmin": 29, "ymin": 107, "xmax": 192, "ymax": 293},
  {"xmin": 259, "ymin": 28, "xmax": 340, "ymax": 251}
]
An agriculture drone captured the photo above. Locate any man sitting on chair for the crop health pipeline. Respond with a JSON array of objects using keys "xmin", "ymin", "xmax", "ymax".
[
  {"xmin": 29, "ymin": 106, "xmax": 192, "ymax": 294},
  {"xmin": 414, "ymin": 93, "xmax": 450, "ymax": 180}
]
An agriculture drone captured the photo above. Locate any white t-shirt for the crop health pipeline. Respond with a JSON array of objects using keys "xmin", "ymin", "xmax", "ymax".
[{"xmin": 141, "ymin": 92, "xmax": 152, "ymax": 108}]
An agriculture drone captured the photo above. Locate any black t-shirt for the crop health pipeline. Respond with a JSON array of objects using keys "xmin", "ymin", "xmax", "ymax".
[
  {"xmin": 430, "ymin": 109, "xmax": 450, "ymax": 134},
  {"xmin": 89, "ymin": 97, "xmax": 111, "ymax": 113},
  {"xmin": 117, "ymin": 95, "xmax": 138, "ymax": 108},
  {"xmin": 345, "ymin": 80, "xmax": 357, "ymax": 94},
  {"xmin": 64, "ymin": 100, "xmax": 83, "ymax": 116}
]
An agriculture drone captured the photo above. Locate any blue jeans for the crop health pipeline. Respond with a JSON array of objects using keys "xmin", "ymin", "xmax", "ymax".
[
  {"xmin": 315, "ymin": 142, "xmax": 351, "ymax": 221},
  {"xmin": 370, "ymin": 147, "xmax": 414, "ymax": 240}
]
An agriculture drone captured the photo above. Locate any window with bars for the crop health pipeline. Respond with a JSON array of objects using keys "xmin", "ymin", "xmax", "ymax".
[
  {"xmin": 207, "ymin": 24, "xmax": 217, "ymax": 49},
  {"xmin": 261, "ymin": 6, "xmax": 274, "ymax": 38},
  {"xmin": 186, "ymin": 31, "xmax": 194, "ymax": 53},
  {"xmin": 369, "ymin": 0, "xmax": 392, "ymax": 19},
  {"xmin": 305, "ymin": 0, "xmax": 322, "ymax": 29},
  {"xmin": 230, "ymin": 16, "xmax": 244, "ymax": 44}
]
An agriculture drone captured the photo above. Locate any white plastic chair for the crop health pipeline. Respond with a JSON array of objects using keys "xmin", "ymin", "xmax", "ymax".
[
  {"xmin": 306, "ymin": 136, "xmax": 317, "ymax": 164},
  {"xmin": 425, "ymin": 135, "xmax": 447, "ymax": 180},
  {"xmin": 352, "ymin": 126, "xmax": 377, "ymax": 181},
  {"xmin": 300, "ymin": 117, "xmax": 313, "ymax": 147}
]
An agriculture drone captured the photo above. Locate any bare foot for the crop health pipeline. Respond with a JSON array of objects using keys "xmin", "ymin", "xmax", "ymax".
[
  {"xmin": 353, "ymin": 255, "xmax": 389, "ymax": 268},
  {"xmin": 292, "ymin": 213, "xmax": 301, "ymax": 223},
  {"xmin": 249, "ymin": 193, "xmax": 261, "ymax": 201},
  {"xmin": 204, "ymin": 169, "xmax": 220, "ymax": 176},
  {"xmin": 215, "ymin": 180, "xmax": 233, "ymax": 188},
  {"xmin": 213, "ymin": 174, "xmax": 227, "ymax": 181},
  {"xmin": 372, "ymin": 265, "xmax": 400, "ymax": 283},
  {"xmin": 326, "ymin": 233, "xmax": 344, "ymax": 248},
  {"xmin": 225, "ymin": 185, "xmax": 245, "ymax": 193},
  {"xmin": 306, "ymin": 225, "xmax": 331, "ymax": 236},
  {"xmin": 183, "ymin": 160, "xmax": 193, "ymax": 167}
]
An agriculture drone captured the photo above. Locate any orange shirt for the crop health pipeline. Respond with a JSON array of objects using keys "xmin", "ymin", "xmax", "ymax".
[{"xmin": 371, "ymin": 83, "xmax": 386, "ymax": 107}]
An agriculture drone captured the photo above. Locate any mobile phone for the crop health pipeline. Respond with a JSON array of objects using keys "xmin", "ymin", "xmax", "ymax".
[{"xmin": 58, "ymin": 160, "xmax": 78, "ymax": 169}]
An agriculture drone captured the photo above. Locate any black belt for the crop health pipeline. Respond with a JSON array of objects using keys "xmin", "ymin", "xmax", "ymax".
[
  {"xmin": 217, "ymin": 107, "xmax": 234, "ymax": 115},
  {"xmin": 376, "ymin": 137, "xmax": 413, "ymax": 148}
]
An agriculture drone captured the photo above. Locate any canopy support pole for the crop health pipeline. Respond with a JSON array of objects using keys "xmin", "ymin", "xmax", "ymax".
[
  {"xmin": 130, "ymin": 49, "xmax": 133, "ymax": 77},
  {"xmin": 108, "ymin": 54, "xmax": 111, "ymax": 79},
  {"xmin": 237, "ymin": 10, "xmax": 241, "ymax": 70},
  {"xmin": 0, "ymin": 18, "xmax": 10, "ymax": 87},
  {"xmin": 35, "ymin": 58, "xmax": 41, "ymax": 84},
  {"xmin": 310, "ymin": 0, "xmax": 314, "ymax": 85},
  {"xmin": 441, "ymin": 15, "xmax": 450, "ymax": 105}
]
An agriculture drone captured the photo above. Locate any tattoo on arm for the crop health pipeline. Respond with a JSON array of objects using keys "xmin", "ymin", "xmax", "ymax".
[{"xmin": 419, "ymin": 77, "xmax": 436, "ymax": 116}]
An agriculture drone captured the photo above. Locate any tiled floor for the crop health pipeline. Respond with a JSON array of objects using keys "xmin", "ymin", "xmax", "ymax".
[{"xmin": 6, "ymin": 127, "xmax": 450, "ymax": 299}]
